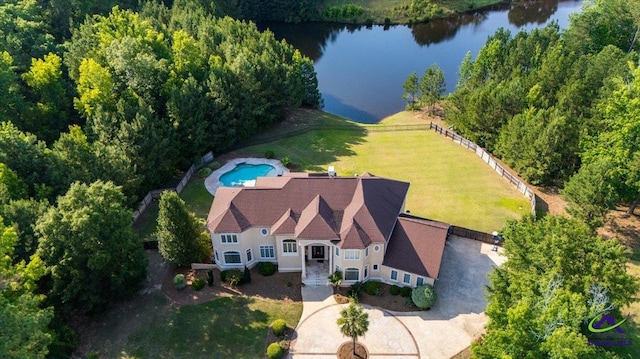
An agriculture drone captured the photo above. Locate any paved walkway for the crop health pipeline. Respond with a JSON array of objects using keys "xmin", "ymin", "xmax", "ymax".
[{"xmin": 289, "ymin": 237, "xmax": 505, "ymax": 359}]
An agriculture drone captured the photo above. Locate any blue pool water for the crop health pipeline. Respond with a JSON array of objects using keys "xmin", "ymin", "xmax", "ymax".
[{"xmin": 219, "ymin": 163, "xmax": 276, "ymax": 187}]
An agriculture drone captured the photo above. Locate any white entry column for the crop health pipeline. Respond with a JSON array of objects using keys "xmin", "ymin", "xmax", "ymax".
[{"xmin": 300, "ymin": 243, "xmax": 306, "ymax": 278}]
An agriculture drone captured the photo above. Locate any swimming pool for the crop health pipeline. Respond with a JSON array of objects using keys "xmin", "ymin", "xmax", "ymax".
[{"xmin": 219, "ymin": 163, "xmax": 277, "ymax": 187}]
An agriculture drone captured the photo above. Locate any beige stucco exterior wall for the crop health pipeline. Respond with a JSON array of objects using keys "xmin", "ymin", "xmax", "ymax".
[
  {"xmin": 275, "ymin": 235, "xmax": 302, "ymax": 271},
  {"xmin": 211, "ymin": 227, "xmax": 277, "ymax": 269},
  {"xmin": 379, "ymin": 265, "xmax": 434, "ymax": 287}
]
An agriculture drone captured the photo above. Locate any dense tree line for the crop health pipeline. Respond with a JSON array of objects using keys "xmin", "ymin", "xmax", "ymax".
[
  {"xmin": 0, "ymin": 1, "xmax": 321, "ymax": 357},
  {"xmin": 445, "ymin": 0, "xmax": 639, "ymax": 223}
]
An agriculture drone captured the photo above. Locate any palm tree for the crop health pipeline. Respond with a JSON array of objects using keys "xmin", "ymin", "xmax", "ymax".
[
  {"xmin": 328, "ymin": 269, "xmax": 342, "ymax": 293},
  {"xmin": 337, "ymin": 302, "xmax": 369, "ymax": 356}
]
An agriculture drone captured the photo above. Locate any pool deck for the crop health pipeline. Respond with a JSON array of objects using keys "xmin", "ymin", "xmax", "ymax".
[{"xmin": 204, "ymin": 157, "xmax": 289, "ymax": 195}]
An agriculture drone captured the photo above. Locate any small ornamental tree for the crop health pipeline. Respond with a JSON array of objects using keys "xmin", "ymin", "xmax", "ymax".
[
  {"xmin": 328, "ymin": 270, "xmax": 343, "ymax": 293},
  {"xmin": 271, "ymin": 319, "xmax": 287, "ymax": 337},
  {"xmin": 266, "ymin": 342, "xmax": 284, "ymax": 359},
  {"xmin": 157, "ymin": 191, "xmax": 210, "ymax": 266},
  {"xmin": 337, "ymin": 302, "xmax": 369, "ymax": 355},
  {"xmin": 411, "ymin": 285, "xmax": 437, "ymax": 309}
]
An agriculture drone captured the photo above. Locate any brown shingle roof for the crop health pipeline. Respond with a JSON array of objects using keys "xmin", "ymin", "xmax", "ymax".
[
  {"xmin": 295, "ymin": 195, "xmax": 338, "ymax": 239},
  {"xmin": 271, "ymin": 208, "xmax": 297, "ymax": 235},
  {"xmin": 206, "ymin": 173, "xmax": 409, "ymax": 247},
  {"xmin": 383, "ymin": 214, "xmax": 449, "ymax": 279}
]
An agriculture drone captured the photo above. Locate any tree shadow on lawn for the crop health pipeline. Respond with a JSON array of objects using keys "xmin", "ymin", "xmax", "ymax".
[
  {"xmin": 222, "ymin": 114, "xmax": 368, "ymax": 173},
  {"xmin": 123, "ymin": 296, "xmax": 274, "ymax": 359}
]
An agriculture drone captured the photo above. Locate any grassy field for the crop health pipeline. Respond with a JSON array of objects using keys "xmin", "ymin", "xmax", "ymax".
[
  {"xmin": 124, "ymin": 296, "xmax": 301, "ymax": 359},
  {"xmin": 227, "ymin": 109, "xmax": 530, "ymax": 233}
]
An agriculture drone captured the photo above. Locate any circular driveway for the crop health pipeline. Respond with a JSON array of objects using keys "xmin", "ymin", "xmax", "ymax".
[{"xmin": 290, "ymin": 303, "xmax": 419, "ymax": 358}]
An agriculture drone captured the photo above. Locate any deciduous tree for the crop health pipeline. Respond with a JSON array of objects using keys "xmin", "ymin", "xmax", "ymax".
[
  {"xmin": 419, "ymin": 64, "xmax": 445, "ymax": 114},
  {"xmin": 36, "ymin": 181, "xmax": 147, "ymax": 313}
]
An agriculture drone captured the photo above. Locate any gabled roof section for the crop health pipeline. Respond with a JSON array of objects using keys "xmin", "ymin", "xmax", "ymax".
[
  {"xmin": 295, "ymin": 195, "xmax": 338, "ymax": 239},
  {"xmin": 339, "ymin": 220, "xmax": 371, "ymax": 249},
  {"xmin": 383, "ymin": 214, "xmax": 449, "ymax": 279},
  {"xmin": 271, "ymin": 208, "xmax": 297, "ymax": 235},
  {"xmin": 210, "ymin": 202, "xmax": 251, "ymax": 233}
]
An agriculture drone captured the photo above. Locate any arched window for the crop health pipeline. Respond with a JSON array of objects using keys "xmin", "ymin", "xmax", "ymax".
[
  {"xmin": 223, "ymin": 251, "xmax": 241, "ymax": 264},
  {"xmin": 282, "ymin": 239, "xmax": 297, "ymax": 255},
  {"xmin": 344, "ymin": 268, "xmax": 359, "ymax": 281}
]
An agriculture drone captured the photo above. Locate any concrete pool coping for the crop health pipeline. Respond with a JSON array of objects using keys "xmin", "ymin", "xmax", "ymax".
[{"xmin": 204, "ymin": 157, "xmax": 289, "ymax": 195}]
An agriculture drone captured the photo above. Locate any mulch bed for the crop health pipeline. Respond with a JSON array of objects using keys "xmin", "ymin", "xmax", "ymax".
[
  {"xmin": 337, "ymin": 341, "xmax": 368, "ymax": 359},
  {"xmin": 265, "ymin": 325, "xmax": 295, "ymax": 359},
  {"xmin": 333, "ymin": 283, "xmax": 420, "ymax": 312},
  {"xmin": 162, "ymin": 266, "xmax": 302, "ymax": 305}
]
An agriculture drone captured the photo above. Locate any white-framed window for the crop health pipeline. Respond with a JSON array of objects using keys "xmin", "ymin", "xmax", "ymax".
[
  {"xmin": 365, "ymin": 247, "xmax": 369, "ymax": 257},
  {"xmin": 335, "ymin": 247, "xmax": 340, "ymax": 257},
  {"xmin": 221, "ymin": 234, "xmax": 238, "ymax": 244},
  {"xmin": 374, "ymin": 245, "xmax": 380, "ymax": 252},
  {"xmin": 282, "ymin": 239, "xmax": 298, "ymax": 255},
  {"xmin": 260, "ymin": 245, "xmax": 275, "ymax": 259},
  {"xmin": 335, "ymin": 265, "xmax": 340, "ymax": 272},
  {"xmin": 246, "ymin": 248, "xmax": 253, "ymax": 262},
  {"xmin": 416, "ymin": 277, "xmax": 424, "ymax": 286},
  {"xmin": 260, "ymin": 228, "xmax": 269, "ymax": 236},
  {"xmin": 390, "ymin": 269, "xmax": 398, "ymax": 281},
  {"xmin": 344, "ymin": 268, "xmax": 359, "ymax": 281},
  {"xmin": 344, "ymin": 249, "xmax": 360, "ymax": 260},
  {"xmin": 214, "ymin": 249, "xmax": 219, "ymax": 262},
  {"xmin": 224, "ymin": 251, "xmax": 241, "ymax": 264},
  {"xmin": 373, "ymin": 264, "xmax": 379, "ymax": 271},
  {"xmin": 403, "ymin": 273, "xmax": 411, "ymax": 285},
  {"xmin": 364, "ymin": 265, "xmax": 369, "ymax": 279}
]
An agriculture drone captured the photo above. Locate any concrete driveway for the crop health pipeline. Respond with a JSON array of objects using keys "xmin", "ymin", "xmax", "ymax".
[{"xmin": 289, "ymin": 236, "xmax": 505, "ymax": 359}]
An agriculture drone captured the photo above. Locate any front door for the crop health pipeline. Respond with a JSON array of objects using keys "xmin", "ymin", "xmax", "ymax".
[{"xmin": 311, "ymin": 246, "xmax": 325, "ymax": 259}]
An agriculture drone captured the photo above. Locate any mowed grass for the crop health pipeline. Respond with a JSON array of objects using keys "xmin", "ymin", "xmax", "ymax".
[
  {"xmin": 230, "ymin": 110, "xmax": 530, "ymax": 232},
  {"xmin": 95, "ymin": 295, "xmax": 302, "ymax": 359}
]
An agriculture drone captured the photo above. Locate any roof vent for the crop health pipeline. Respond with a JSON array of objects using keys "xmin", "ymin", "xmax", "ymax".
[{"xmin": 328, "ymin": 166, "xmax": 336, "ymax": 177}]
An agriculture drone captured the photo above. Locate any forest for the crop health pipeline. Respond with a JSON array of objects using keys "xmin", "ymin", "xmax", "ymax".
[{"xmin": 0, "ymin": 0, "xmax": 320, "ymax": 357}]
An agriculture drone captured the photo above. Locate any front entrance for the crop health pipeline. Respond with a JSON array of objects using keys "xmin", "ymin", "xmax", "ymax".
[{"xmin": 311, "ymin": 245, "xmax": 325, "ymax": 259}]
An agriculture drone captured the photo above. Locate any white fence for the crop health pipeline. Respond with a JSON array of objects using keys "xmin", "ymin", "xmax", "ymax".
[{"xmin": 429, "ymin": 122, "xmax": 537, "ymax": 215}]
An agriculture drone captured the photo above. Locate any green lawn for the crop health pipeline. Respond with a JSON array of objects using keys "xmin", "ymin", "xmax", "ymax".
[
  {"xmin": 90, "ymin": 295, "xmax": 302, "ymax": 359},
  {"xmin": 179, "ymin": 176, "xmax": 214, "ymax": 219},
  {"xmin": 230, "ymin": 110, "xmax": 529, "ymax": 233}
]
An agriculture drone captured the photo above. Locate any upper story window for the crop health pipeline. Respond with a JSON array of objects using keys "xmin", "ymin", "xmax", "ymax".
[
  {"xmin": 282, "ymin": 239, "xmax": 298, "ymax": 255},
  {"xmin": 374, "ymin": 245, "xmax": 380, "ymax": 252},
  {"xmin": 335, "ymin": 247, "xmax": 340, "ymax": 257},
  {"xmin": 344, "ymin": 249, "xmax": 360, "ymax": 260},
  {"xmin": 260, "ymin": 228, "xmax": 269, "ymax": 236},
  {"xmin": 221, "ymin": 234, "xmax": 238, "ymax": 244},
  {"xmin": 365, "ymin": 247, "xmax": 369, "ymax": 257}
]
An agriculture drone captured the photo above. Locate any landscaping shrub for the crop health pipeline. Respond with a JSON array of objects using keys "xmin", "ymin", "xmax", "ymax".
[
  {"xmin": 257, "ymin": 261, "xmax": 276, "ymax": 276},
  {"xmin": 266, "ymin": 342, "xmax": 284, "ymax": 359},
  {"xmin": 208, "ymin": 161, "xmax": 220, "ymax": 170},
  {"xmin": 197, "ymin": 167, "xmax": 212, "ymax": 178},
  {"xmin": 271, "ymin": 319, "xmax": 287, "ymax": 337},
  {"xmin": 390, "ymin": 284, "xmax": 401, "ymax": 295},
  {"xmin": 206, "ymin": 269, "xmax": 214, "ymax": 286},
  {"xmin": 411, "ymin": 285, "xmax": 437, "ymax": 309},
  {"xmin": 192, "ymin": 278, "xmax": 205, "ymax": 291},
  {"xmin": 364, "ymin": 280, "xmax": 381, "ymax": 295},
  {"xmin": 347, "ymin": 282, "xmax": 364, "ymax": 301},
  {"xmin": 173, "ymin": 274, "xmax": 186, "ymax": 290},
  {"xmin": 265, "ymin": 150, "xmax": 275, "ymax": 159},
  {"xmin": 220, "ymin": 269, "xmax": 244, "ymax": 286},
  {"xmin": 281, "ymin": 156, "xmax": 291, "ymax": 168},
  {"xmin": 400, "ymin": 286, "xmax": 413, "ymax": 297},
  {"xmin": 243, "ymin": 266, "xmax": 251, "ymax": 284}
]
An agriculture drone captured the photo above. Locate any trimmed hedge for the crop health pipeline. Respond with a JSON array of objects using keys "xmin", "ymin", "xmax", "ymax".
[
  {"xmin": 266, "ymin": 342, "xmax": 284, "ymax": 359},
  {"xmin": 411, "ymin": 285, "xmax": 437, "ymax": 309},
  {"xmin": 257, "ymin": 261, "xmax": 276, "ymax": 276},
  {"xmin": 400, "ymin": 286, "xmax": 412, "ymax": 297},
  {"xmin": 271, "ymin": 319, "xmax": 287, "ymax": 337},
  {"xmin": 347, "ymin": 282, "xmax": 364, "ymax": 301},
  {"xmin": 390, "ymin": 284, "xmax": 401, "ymax": 296},
  {"xmin": 173, "ymin": 274, "xmax": 186, "ymax": 290},
  {"xmin": 192, "ymin": 278, "xmax": 205, "ymax": 291},
  {"xmin": 265, "ymin": 150, "xmax": 275, "ymax": 159},
  {"xmin": 364, "ymin": 280, "xmax": 381, "ymax": 295}
]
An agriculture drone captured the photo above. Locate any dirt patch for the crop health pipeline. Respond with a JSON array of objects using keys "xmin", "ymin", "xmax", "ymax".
[
  {"xmin": 598, "ymin": 207, "xmax": 640, "ymax": 258},
  {"xmin": 163, "ymin": 266, "xmax": 302, "ymax": 305},
  {"xmin": 337, "ymin": 341, "xmax": 368, "ymax": 359}
]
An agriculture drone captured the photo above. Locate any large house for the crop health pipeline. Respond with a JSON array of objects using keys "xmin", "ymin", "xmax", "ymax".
[{"xmin": 206, "ymin": 172, "xmax": 450, "ymax": 287}]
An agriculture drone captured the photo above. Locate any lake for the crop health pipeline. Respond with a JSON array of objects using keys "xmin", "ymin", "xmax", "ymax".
[{"xmin": 259, "ymin": 0, "xmax": 585, "ymax": 123}]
